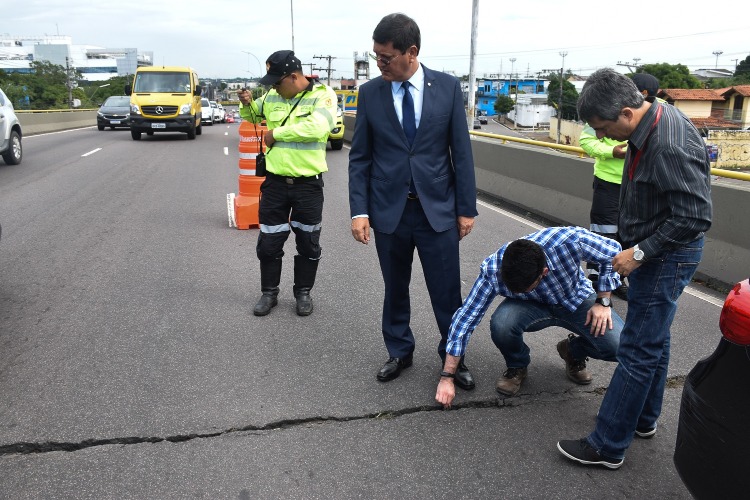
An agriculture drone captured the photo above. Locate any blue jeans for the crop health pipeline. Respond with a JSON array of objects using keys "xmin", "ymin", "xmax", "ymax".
[
  {"xmin": 489, "ymin": 293, "xmax": 623, "ymax": 368},
  {"xmin": 588, "ymin": 238, "xmax": 704, "ymax": 460}
]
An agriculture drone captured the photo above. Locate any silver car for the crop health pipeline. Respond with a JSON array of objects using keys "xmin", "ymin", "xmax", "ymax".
[{"xmin": 0, "ymin": 87, "xmax": 22, "ymax": 165}]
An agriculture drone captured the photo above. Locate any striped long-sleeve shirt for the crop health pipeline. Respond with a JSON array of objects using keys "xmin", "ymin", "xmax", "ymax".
[
  {"xmin": 446, "ymin": 227, "xmax": 622, "ymax": 357},
  {"xmin": 619, "ymin": 99, "xmax": 712, "ymax": 257}
]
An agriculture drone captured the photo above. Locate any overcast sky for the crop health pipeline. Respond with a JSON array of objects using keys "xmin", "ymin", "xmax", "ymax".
[{"xmin": 5, "ymin": 0, "xmax": 749, "ymax": 80}]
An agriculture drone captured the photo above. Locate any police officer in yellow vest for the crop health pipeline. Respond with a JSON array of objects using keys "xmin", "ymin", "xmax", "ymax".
[{"xmin": 238, "ymin": 50, "xmax": 338, "ymax": 317}]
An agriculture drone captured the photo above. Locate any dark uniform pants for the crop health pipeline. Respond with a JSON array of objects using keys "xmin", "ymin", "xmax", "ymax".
[
  {"xmin": 588, "ymin": 176, "xmax": 621, "ymax": 276},
  {"xmin": 257, "ymin": 174, "xmax": 324, "ymax": 261}
]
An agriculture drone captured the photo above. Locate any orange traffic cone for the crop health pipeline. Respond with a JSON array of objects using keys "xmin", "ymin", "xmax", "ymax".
[{"xmin": 232, "ymin": 120, "xmax": 267, "ymax": 229}]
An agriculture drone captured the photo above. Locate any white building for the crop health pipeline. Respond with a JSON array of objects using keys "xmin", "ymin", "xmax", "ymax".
[
  {"xmin": 0, "ymin": 35, "xmax": 152, "ymax": 81},
  {"xmin": 507, "ymin": 94, "xmax": 553, "ymax": 129}
]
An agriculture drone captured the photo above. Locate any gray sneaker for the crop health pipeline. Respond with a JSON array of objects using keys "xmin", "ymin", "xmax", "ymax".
[
  {"xmin": 557, "ymin": 336, "xmax": 593, "ymax": 385},
  {"xmin": 495, "ymin": 367, "xmax": 528, "ymax": 396}
]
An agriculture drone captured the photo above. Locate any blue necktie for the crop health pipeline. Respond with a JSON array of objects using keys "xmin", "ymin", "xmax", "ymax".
[
  {"xmin": 401, "ymin": 81, "xmax": 416, "ymax": 145},
  {"xmin": 401, "ymin": 81, "xmax": 417, "ymax": 195}
]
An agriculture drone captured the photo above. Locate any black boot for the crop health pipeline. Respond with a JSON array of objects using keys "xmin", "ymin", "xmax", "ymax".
[
  {"xmin": 293, "ymin": 255, "xmax": 318, "ymax": 316},
  {"xmin": 253, "ymin": 259, "xmax": 282, "ymax": 316}
]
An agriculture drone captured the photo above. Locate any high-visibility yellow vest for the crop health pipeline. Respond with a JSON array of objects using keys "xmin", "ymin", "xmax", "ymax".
[{"xmin": 240, "ymin": 81, "xmax": 337, "ymax": 177}]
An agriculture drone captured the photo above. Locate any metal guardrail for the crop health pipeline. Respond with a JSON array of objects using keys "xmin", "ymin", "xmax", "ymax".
[{"xmin": 469, "ymin": 130, "xmax": 750, "ymax": 182}]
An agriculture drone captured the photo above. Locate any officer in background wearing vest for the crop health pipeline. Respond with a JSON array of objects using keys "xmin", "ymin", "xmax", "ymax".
[{"xmin": 238, "ymin": 50, "xmax": 338, "ymax": 317}]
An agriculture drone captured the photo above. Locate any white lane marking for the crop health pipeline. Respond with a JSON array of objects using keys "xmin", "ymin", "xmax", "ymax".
[
  {"xmin": 26, "ymin": 127, "xmax": 95, "ymax": 138},
  {"xmin": 476, "ymin": 199, "xmax": 721, "ymax": 307},
  {"xmin": 477, "ymin": 199, "xmax": 544, "ymax": 231},
  {"xmin": 223, "ymin": 147, "xmax": 229, "ymax": 155},
  {"xmin": 81, "ymin": 148, "xmax": 102, "ymax": 157},
  {"xmin": 684, "ymin": 285, "xmax": 724, "ymax": 307}
]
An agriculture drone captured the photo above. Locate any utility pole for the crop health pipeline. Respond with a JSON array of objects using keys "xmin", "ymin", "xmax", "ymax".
[
  {"xmin": 65, "ymin": 57, "xmax": 73, "ymax": 108},
  {"xmin": 633, "ymin": 57, "xmax": 641, "ymax": 72},
  {"xmin": 509, "ymin": 57, "xmax": 516, "ymax": 128},
  {"xmin": 467, "ymin": 0, "xmax": 478, "ymax": 127},
  {"xmin": 301, "ymin": 63, "xmax": 315, "ymax": 76},
  {"xmin": 313, "ymin": 55, "xmax": 337, "ymax": 86},
  {"xmin": 713, "ymin": 50, "xmax": 723, "ymax": 69},
  {"xmin": 557, "ymin": 51, "xmax": 567, "ymax": 144}
]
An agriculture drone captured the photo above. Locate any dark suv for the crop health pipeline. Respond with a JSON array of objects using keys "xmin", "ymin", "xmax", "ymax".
[{"xmin": 0, "ymin": 87, "xmax": 22, "ymax": 165}]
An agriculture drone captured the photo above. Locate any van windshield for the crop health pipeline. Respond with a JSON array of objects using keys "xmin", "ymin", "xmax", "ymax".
[{"xmin": 134, "ymin": 72, "xmax": 191, "ymax": 93}]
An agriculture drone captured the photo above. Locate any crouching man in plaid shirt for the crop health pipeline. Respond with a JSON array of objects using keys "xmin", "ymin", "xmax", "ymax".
[{"xmin": 436, "ymin": 226, "xmax": 624, "ymax": 406}]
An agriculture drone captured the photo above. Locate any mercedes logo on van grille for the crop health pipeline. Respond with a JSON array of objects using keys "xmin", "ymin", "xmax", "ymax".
[{"xmin": 155, "ymin": 106, "xmax": 164, "ymax": 114}]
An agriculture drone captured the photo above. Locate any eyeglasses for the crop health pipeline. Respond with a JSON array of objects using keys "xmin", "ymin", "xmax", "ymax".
[
  {"xmin": 272, "ymin": 73, "xmax": 291, "ymax": 87},
  {"xmin": 369, "ymin": 52, "xmax": 403, "ymax": 66}
]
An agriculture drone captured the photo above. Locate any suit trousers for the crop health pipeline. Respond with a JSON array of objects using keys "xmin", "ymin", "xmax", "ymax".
[{"xmin": 373, "ymin": 198, "xmax": 462, "ymax": 359}]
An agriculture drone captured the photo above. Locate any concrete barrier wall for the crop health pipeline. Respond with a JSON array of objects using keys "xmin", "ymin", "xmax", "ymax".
[
  {"xmin": 32, "ymin": 111, "xmax": 750, "ymax": 287},
  {"xmin": 17, "ymin": 110, "xmax": 98, "ymax": 135},
  {"xmin": 472, "ymin": 137, "xmax": 750, "ymax": 288}
]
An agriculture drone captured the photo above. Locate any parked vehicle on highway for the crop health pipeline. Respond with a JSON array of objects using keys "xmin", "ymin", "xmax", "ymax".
[
  {"xmin": 210, "ymin": 101, "xmax": 225, "ymax": 123},
  {"xmin": 674, "ymin": 278, "xmax": 750, "ymax": 499},
  {"xmin": 328, "ymin": 106, "xmax": 344, "ymax": 151},
  {"xmin": 479, "ymin": 116, "xmax": 488, "ymax": 125},
  {"xmin": 125, "ymin": 66, "xmax": 203, "ymax": 140},
  {"xmin": 96, "ymin": 96, "xmax": 131, "ymax": 130},
  {"xmin": 200, "ymin": 98, "xmax": 214, "ymax": 125},
  {"xmin": 473, "ymin": 119, "xmax": 481, "ymax": 130},
  {"xmin": 0, "ymin": 87, "xmax": 22, "ymax": 165}
]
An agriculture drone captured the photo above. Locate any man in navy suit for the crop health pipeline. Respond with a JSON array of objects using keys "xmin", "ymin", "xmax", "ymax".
[{"xmin": 349, "ymin": 13, "xmax": 478, "ymax": 390}]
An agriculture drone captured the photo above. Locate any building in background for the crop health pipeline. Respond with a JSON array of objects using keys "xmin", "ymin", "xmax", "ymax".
[{"xmin": 0, "ymin": 35, "xmax": 152, "ymax": 81}]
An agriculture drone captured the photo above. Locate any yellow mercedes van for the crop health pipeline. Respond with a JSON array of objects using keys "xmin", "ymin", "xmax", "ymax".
[{"xmin": 125, "ymin": 66, "xmax": 202, "ymax": 140}]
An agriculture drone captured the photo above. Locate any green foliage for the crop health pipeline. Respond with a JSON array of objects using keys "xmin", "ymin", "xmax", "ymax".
[
  {"xmin": 638, "ymin": 63, "xmax": 702, "ymax": 89},
  {"xmin": 494, "ymin": 94, "xmax": 515, "ymax": 115},
  {"xmin": 547, "ymin": 74, "xmax": 579, "ymax": 120},
  {"xmin": 734, "ymin": 55, "xmax": 750, "ymax": 77}
]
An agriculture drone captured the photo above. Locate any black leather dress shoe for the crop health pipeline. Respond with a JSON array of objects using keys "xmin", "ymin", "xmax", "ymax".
[
  {"xmin": 454, "ymin": 361, "xmax": 476, "ymax": 390},
  {"xmin": 377, "ymin": 355, "xmax": 413, "ymax": 382}
]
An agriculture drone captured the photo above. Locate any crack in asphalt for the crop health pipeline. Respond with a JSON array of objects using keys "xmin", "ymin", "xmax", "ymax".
[
  {"xmin": 0, "ymin": 379, "xmax": 685, "ymax": 457},
  {"xmin": 0, "ymin": 399, "xmax": 508, "ymax": 456}
]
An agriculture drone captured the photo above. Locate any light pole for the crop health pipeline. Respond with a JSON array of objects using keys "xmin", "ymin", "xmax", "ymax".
[
  {"xmin": 242, "ymin": 51, "xmax": 262, "ymax": 77},
  {"xmin": 557, "ymin": 51, "xmax": 568, "ymax": 144},
  {"xmin": 290, "ymin": 0, "xmax": 295, "ymax": 52},
  {"xmin": 89, "ymin": 83, "xmax": 110, "ymax": 106},
  {"xmin": 509, "ymin": 57, "xmax": 516, "ymax": 128},
  {"xmin": 713, "ymin": 50, "xmax": 723, "ymax": 69}
]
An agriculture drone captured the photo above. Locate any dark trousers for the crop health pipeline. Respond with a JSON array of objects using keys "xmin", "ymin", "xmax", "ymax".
[
  {"xmin": 373, "ymin": 199, "xmax": 462, "ymax": 359},
  {"xmin": 588, "ymin": 176, "xmax": 622, "ymax": 275},
  {"xmin": 256, "ymin": 175, "xmax": 323, "ymax": 261}
]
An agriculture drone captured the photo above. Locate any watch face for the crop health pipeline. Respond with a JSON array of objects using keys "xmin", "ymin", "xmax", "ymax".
[{"xmin": 597, "ymin": 297, "xmax": 612, "ymax": 307}]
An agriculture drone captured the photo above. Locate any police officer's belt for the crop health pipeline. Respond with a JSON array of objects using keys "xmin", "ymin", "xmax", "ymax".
[{"xmin": 266, "ymin": 171, "xmax": 322, "ymax": 184}]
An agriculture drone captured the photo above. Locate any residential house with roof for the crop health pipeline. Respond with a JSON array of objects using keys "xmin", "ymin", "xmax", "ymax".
[
  {"xmin": 720, "ymin": 85, "xmax": 750, "ymax": 129},
  {"xmin": 656, "ymin": 87, "xmax": 750, "ymax": 167},
  {"xmin": 656, "ymin": 88, "xmax": 738, "ymax": 130}
]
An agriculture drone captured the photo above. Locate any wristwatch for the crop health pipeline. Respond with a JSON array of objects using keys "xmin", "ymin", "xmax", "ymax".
[
  {"xmin": 633, "ymin": 244, "xmax": 645, "ymax": 262},
  {"xmin": 595, "ymin": 297, "xmax": 612, "ymax": 307},
  {"xmin": 440, "ymin": 371, "xmax": 456, "ymax": 379}
]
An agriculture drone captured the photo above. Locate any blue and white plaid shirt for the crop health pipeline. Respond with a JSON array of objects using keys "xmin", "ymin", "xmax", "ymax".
[{"xmin": 446, "ymin": 226, "xmax": 622, "ymax": 357}]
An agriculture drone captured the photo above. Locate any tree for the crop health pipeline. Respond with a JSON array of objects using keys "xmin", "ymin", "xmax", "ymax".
[
  {"xmin": 494, "ymin": 94, "xmax": 515, "ymax": 122},
  {"xmin": 638, "ymin": 63, "xmax": 702, "ymax": 89},
  {"xmin": 547, "ymin": 73, "xmax": 579, "ymax": 120},
  {"xmin": 734, "ymin": 55, "xmax": 750, "ymax": 84}
]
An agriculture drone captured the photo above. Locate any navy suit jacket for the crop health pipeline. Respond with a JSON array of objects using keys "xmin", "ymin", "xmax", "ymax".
[{"xmin": 348, "ymin": 65, "xmax": 478, "ymax": 234}]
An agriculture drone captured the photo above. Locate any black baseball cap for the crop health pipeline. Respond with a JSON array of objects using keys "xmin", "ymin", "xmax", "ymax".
[
  {"xmin": 631, "ymin": 73, "xmax": 660, "ymax": 97},
  {"xmin": 259, "ymin": 50, "xmax": 302, "ymax": 85}
]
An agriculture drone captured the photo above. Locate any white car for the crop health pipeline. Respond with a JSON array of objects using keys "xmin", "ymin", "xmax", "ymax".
[
  {"xmin": 0, "ymin": 87, "xmax": 22, "ymax": 165},
  {"xmin": 210, "ymin": 101, "xmax": 225, "ymax": 123},
  {"xmin": 200, "ymin": 98, "xmax": 214, "ymax": 126}
]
